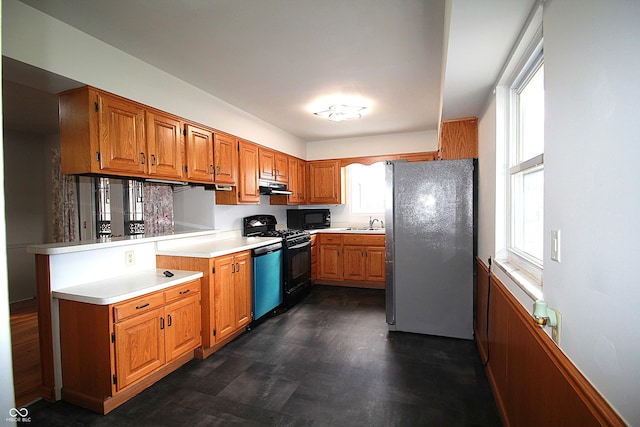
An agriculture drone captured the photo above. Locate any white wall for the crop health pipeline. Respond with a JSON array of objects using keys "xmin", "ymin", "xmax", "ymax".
[
  {"xmin": 306, "ymin": 130, "xmax": 438, "ymax": 160},
  {"xmin": 478, "ymin": 1, "xmax": 640, "ymax": 423},
  {"xmin": 1, "ymin": 0, "xmax": 305, "ymax": 159},
  {"xmin": 3, "ymin": 130, "xmax": 48, "ymax": 302},
  {"xmin": 543, "ymin": 1, "xmax": 640, "ymax": 423},
  {"xmin": 172, "ymin": 186, "xmax": 289, "ymax": 232},
  {"xmin": 0, "ymin": 0, "xmax": 18, "ymax": 414}
]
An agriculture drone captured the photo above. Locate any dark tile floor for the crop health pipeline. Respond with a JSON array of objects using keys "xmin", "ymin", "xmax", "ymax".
[{"xmin": 24, "ymin": 285, "xmax": 501, "ymax": 426}]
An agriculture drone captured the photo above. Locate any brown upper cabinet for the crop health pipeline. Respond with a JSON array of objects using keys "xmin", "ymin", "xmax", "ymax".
[
  {"xmin": 60, "ymin": 87, "xmax": 146, "ymax": 177},
  {"xmin": 438, "ymin": 117, "xmax": 478, "ymax": 160},
  {"xmin": 213, "ymin": 133, "xmax": 238, "ymax": 185},
  {"xmin": 288, "ymin": 156, "xmax": 306, "ymax": 204},
  {"xmin": 270, "ymin": 155, "xmax": 307, "ymax": 205},
  {"xmin": 216, "ymin": 139, "xmax": 261, "ymax": 205},
  {"xmin": 184, "ymin": 123, "xmax": 214, "ymax": 183},
  {"xmin": 145, "ymin": 111, "xmax": 185, "ymax": 180},
  {"xmin": 308, "ymin": 160, "xmax": 344, "ymax": 204},
  {"xmin": 259, "ymin": 147, "xmax": 288, "ymax": 183}
]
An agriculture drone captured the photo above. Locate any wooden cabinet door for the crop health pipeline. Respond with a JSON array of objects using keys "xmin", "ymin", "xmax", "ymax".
[
  {"xmin": 214, "ymin": 133, "xmax": 238, "ymax": 184},
  {"xmin": 288, "ymin": 157, "xmax": 300, "ymax": 204},
  {"xmin": 274, "ymin": 152, "xmax": 289, "ymax": 183},
  {"xmin": 439, "ymin": 118, "xmax": 478, "ymax": 160},
  {"xmin": 297, "ymin": 159, "xmax": 307, "ymax": 203},
  {"xmin": 164, "ymin": 293, "xmax": 201, "ymax": 362},
  {"xmin": 97, "ymin": 92, "xmax": 146, "ymax": 174},
  {"xmin": 114, "ymin": 308, "xmax": 165, "ymax": 391},
  {"xmin": 258, "ymin": 147, "xmax": 276, "ymax": 181},
  {"xmin": 238, "ymin": 140, "xmax": 260, "ymax": 203},
  {"xmin": 185, "ymin": 124, "xmax": 214, "ymax": 183},
  {"xmin": 308, "ymin": 160, "xmax": 343, "ymax": 204},
  {"xmin": 233, "ymin": 252, "xmax": 252, "ymax": 329},
  {"xmin": 319, "ymin": 244, "xmax": 342, "ymax": 280},
  {"xmin": 213, "ymin": 254, "xmax": 235, "ymax": 342},
  {"xmin": 343, "ymin": 246, "xmax": 366, "ymax": 281},
  {"xmin": 146, "ymin": 111, "xmax": 184, "ymax": 180},
  {"xmin": 365, "ymin": 246, "xmax": 386, "ymax": 282}
]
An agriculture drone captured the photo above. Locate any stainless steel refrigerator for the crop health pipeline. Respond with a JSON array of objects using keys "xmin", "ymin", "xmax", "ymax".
[{"xmin": 385, "ymin": 159, "xmax": 475, "ymax": 340}]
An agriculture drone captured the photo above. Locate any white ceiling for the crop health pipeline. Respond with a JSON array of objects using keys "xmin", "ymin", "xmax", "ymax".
[{"xmin": 4, "ymin": 0, "xmax": 535, "ymax": 141}]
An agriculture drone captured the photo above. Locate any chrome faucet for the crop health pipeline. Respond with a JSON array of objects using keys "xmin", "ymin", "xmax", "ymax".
[{"xmin": 369, "ymin": 217, "xmax": 380, "ymax": 229}]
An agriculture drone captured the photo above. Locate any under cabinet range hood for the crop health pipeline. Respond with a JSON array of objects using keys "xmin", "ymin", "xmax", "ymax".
[{"xmin": 258, "ymin": 180, "xmax": 293, "ymax": 195}]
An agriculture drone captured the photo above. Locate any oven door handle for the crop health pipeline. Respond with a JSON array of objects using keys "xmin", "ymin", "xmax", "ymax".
[{"xmin": 288, "ymin": 240, "xmax": 311, "ymax": 250}]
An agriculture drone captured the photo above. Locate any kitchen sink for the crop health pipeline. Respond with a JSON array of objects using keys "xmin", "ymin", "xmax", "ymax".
[{"xmin": 344, "ymin": 227, "xmax": 385, "ymax": 233}]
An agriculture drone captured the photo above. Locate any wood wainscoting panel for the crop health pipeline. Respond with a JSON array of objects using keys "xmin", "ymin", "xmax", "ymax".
[{"xmin": 475, "ymin": 258, "xmax": 626, "ymax": 426}]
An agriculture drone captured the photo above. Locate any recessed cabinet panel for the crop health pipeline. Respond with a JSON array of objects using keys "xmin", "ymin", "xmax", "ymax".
[
  {"xmin": 114, "ymin": 308, "xmax": 165, "ymax": 391},
  {"xmin": 238, "ymin": 140, "xmax": 260, "ymax": 203},
  {"xmin": 185, "ymin": 124, "xmax": 214, "ymax": 183},
  {"xmin": 439, "ymin": 118, "xmax": 478, "ymax": 160},
  {"xmin": 214, "ymin": 133, "xmax": 238, "ymax": 184},
  {"xmin": 165, "ymin": 294, "xmax": 201, "ymax": 362},
  {"xmin": 98, "ymin": 93, "xmax": 146, "ymax": 174},
  {"xmin": 146, "ymin": 111, "xmax": 184, "ymax": 180},
  {"xmin": 308, "ymin": 160, "xmax": 344, "ymax": 204},
  {"xmin": 259, "ymin": 148, "xmax": 276, "ymax": 181}
]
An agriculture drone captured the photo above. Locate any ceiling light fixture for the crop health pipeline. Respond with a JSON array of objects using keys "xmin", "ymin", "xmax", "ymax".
[{"xmin": 314, "ymin": 104, "xmax": 366, "ymax": 122}]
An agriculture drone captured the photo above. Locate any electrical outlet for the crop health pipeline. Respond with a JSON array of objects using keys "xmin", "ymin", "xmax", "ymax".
[
  {"xmin": 551, "ymin": 310, "xmax": 561, "ymax": 345},
  {"xmin": 125, "ymin": 250, "xmax": 135, "ymax": 266}
]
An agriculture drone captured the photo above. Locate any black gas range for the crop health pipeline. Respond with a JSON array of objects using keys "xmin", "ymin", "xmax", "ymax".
[{"xmin": 243, "ymin": 215, "xmax": 312, "ymax": 309}]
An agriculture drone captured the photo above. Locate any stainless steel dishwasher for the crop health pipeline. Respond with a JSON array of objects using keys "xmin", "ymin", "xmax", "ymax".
[{"xmin": 251, "ymin": 242, "xmax": 283, "ymax": 322}]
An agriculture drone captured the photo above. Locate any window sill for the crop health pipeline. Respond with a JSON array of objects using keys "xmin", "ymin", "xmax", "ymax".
[{"xmin": 494, "ymin": 259, "xmax": 543, "ymax": 301}]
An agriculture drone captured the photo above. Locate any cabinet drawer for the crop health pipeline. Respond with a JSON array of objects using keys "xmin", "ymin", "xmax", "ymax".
[
  {"xmin": 114, "ymin": 292, "xmax": 165, "ymax": 322},
  {"xmin": 164, "ymin": 280, "xmax": 201, "ymax": 303},
  {"xmin": 343, "ymin": 234, "xmax": 385, "ymax": 246},
  {"xmin": 319, "ymin": 234, "xmax": 343, "ymax": 244}
]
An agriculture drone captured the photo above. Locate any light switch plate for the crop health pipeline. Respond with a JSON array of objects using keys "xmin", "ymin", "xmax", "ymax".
[{"xmin": 551, "ymin": 229, "xmax": 561, "ymax": 262}]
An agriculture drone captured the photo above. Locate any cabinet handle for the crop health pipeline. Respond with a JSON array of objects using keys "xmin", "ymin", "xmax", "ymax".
[
  {"xmin": 140, "ymin": 152, "xmax": 146, "ymax": 164},
  {"xmin": 160, "ymin": 317, "xmax": 165, "ymax": 330},
  {"xmin": 216, "ymin": 165, "xmax": 221, "ymax": 175},
  {"xmin": 209, "ymin": 164, "xmax": 214, "ymax": 174},
  {"xmin": 232, "ymin": 263, "xmax": 235, "ymax": 273},
  {"xmin": 179, "ymin": 289, "xmax": 190, "ymax": 295},
  {"xmin": 167, "ymin": 314, "xmax": 172, "ymax": 327},
  {"xmin": 151, "ymin": 154, "xmax": 157, "ymax": 166},
  {"xmin": 135, "ymin": 303, "xmax": 150, "ymax": 310},
  {"xmin": 236, "ymin": 262, "xmax": 240, "ymax": 272}
]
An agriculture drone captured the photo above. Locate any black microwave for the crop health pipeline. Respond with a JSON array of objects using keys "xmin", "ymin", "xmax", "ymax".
[{"xmin": 287, "ymin": 209, "xmax": 331, "ymax": 230}]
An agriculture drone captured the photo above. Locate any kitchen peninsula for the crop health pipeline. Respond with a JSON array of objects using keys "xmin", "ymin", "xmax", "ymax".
[{"xmin": 27, "ymin": 229, "xmax": 281, "ymax": 413}]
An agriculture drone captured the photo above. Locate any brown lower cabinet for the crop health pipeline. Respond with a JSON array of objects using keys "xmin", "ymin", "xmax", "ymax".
[
  {"xmin": 156, "ymin": 250, "xmax": 251, "ymax": 359},
  {"xmin": 316, "ymin": 233, "xmax": 385, "ymax": 289},
  {"xmin": 58, "ymin": 279, "xmax": 201, "ymax": 414}
]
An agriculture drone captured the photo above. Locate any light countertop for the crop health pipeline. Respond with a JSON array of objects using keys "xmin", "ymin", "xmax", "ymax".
[
  {"xmin": 310, "ymin": 227, "xmax": 386, "ymax": 234},
  {"xmin": 52, "ymin": 268, "xmax": 203, "ymax": 305},
  {"xmin": 27, "ymin": 229, "xmax": 221, "ymax": 255},
  {"xmin": 155, "ymin": 236, "xmax": 282, "ymax": 258}
]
